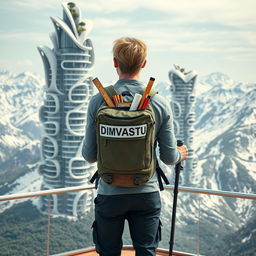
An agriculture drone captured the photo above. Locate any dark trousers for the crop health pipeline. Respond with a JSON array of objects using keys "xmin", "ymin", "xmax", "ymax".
[{"xmin": 92, "ymin": 191, "xmax": 162, "ymax": 256}]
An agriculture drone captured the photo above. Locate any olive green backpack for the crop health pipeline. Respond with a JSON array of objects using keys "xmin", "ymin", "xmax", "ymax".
[{"xmin": 90, "ymin": 86, "xmax": 169, "ymax": 189}]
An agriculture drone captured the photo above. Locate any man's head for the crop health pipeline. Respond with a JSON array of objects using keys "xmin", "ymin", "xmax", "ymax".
[{"xmin": 112, "ymin": 37, "xmax": 147, "ymax": 78}]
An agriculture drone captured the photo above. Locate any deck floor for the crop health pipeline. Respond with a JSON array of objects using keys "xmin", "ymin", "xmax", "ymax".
[
  {"xmin": 77, "ymin": 250, "xmax": 165, "ymax": 256},
  {"xmin": 58, "ymin": 247, "xmax": 189, "ymax": 256},
  {"xmin": 78, "ymin": 250, "xmax": 148, "ymax": 256}
]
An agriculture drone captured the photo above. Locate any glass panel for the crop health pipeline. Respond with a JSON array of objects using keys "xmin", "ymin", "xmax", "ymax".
[
  {"xmin": 0, "ymin": 193, "xmax": 95, "ymax": 256},
  {"xmin": 158, "ymin": 190, "xmax": 256, "ymax": 255}
]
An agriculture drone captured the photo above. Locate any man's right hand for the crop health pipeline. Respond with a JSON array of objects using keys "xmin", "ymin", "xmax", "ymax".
[{"xmin": 177, "ymin": 145, "xmax": 188, "ymax": 161}]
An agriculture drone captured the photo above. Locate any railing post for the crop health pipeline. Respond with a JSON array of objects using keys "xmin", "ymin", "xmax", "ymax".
[
  {"xmin": 196, "ymin": 196, "xmax": 201, "ymax": 255},
  {"xmin": 46, "ymin": 197, "xmax": 52, "ymax": 256}
]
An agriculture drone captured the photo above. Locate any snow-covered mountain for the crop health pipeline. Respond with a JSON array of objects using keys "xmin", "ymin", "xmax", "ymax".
[
  {"xmin": 0, "ymin": 70, "xmax": 255, "ymax": 254},
  {"xmin": 0, "ymin": 71, "xmax": 43, "ymax": 163},
  {"xmin": 0, "ymin": 71, "xmax": 43, "ymax": 201},
  {"xmin": 189, "ymin": 73, "xmax": 256, "ymax": 241},
  {"xmin": 194, "ymin": 72, "xmax": 256, "ymax": 193}
]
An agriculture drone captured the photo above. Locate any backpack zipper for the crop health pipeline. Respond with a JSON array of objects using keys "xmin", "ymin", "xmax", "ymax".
[{"xmin": 104, "ymin": 114, "xmax": 146, "ymax": 120}]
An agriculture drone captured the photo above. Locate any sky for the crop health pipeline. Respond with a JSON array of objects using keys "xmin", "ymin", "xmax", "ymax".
[{"xmin": 0, "ymin": 0, "xmax": 255, "ymax": 84}]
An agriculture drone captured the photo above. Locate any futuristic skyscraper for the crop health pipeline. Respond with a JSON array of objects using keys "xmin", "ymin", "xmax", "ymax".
[
  {"xmin": 37, "ymin": 2, "xmax": 95, "ymax": 216},
  {"xmin": 169, "ymin": 65, "xmax": 198, "ymax": 185}
]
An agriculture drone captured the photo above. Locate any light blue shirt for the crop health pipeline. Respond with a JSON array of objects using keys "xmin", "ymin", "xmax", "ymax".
[{"xmin": 82, "ymin": 78, "xmax": 181, "ymax": 195}]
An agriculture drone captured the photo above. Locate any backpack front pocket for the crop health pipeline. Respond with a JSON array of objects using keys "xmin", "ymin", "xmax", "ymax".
[{"xmin": 100, "ymin": 136, "xmax": 148, "ymax": 171}]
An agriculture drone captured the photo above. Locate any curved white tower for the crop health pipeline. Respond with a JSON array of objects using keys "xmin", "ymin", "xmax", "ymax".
[
  {"xmin": 37, "ymin": 2, "xmax": 95, "ymax": 216},
  {"xmin": 169, "ymin": 65, "xmax": 198, "ymax": 185}
]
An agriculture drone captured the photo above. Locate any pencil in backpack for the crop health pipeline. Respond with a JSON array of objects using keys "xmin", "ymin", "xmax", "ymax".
[{"xmin": 138, "ymin": 77, "xmax": 155, "ymax": 109}]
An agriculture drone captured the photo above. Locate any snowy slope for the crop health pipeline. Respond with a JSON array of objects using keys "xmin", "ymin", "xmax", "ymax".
[
  {"xmin": 0, "ymin": 71, "xmax": 43, "ymax": 165},
  {"xmin": 0, "ymin": 166, "xmax": 42, "ymax": 213},
  {"xmin": 193, "ymin": 73, "xmax": 256, "ymax": 193},
  {"xmin": 0, "ymin": 71, "xmax": 44, "ymax": 212}
]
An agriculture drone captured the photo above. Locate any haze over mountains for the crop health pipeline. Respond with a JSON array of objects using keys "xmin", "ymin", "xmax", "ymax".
[{"xmin": 0, "ymin": 70, "xmax": 255, "ymax": 254}]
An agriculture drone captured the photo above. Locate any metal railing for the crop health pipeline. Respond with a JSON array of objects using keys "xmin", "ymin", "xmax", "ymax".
[
  {"xmin": 165, "ymin": 185, "xmax": 256, "ymax": 200},
  {"xmin": 1, "ymin": 184, "xmax": 255, "ymax": 202},
  {"xmin": 0, "ymin": 185, "xmax": 95, "ymax": 202}
]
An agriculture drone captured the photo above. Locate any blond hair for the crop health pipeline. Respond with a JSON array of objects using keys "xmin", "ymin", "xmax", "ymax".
[{"xmin": 112, "ymin": 37, "xmax": 147, "ymax": 75}]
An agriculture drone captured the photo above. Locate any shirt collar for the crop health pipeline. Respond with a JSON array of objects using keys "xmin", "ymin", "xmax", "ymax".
[{"xmin": 113, "ymin": 78, "xmax": 144, "ymax": 89}]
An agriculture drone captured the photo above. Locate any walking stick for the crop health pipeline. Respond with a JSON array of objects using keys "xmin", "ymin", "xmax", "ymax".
[{"xmin": 169, "ymin": 140, "xmax": 184, "ymax": 256}]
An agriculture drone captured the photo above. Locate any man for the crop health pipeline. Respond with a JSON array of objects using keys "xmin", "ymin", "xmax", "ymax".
[{"xmin": 82, "ymin": 37, "xmax": 188, "ymax": 256}]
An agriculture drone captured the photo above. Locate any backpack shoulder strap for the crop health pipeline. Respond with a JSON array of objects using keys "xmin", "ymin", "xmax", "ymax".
[
  {"xmin": 98, "ymin": 85, "xmax": 118, "ymax": 107},
  {"xmin": 90, "ymin": 171, "xmax": 100, "ymax": 189},
  {"xmin": 104, "ymin": 85, "xmax": 118, "ymax": 99},
  {"xmin": 156, "ymin": 160, "xmax": 170, "ymax": 191}
]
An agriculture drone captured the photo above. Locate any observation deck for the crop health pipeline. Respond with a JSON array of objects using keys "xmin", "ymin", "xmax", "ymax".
[
  {"xmin": 53, "ymin": 246, "xmax": 194, "ymax": 255},
  {"xmin": 1, "ymin": 185, "xmax": 255, "ymax": 256}
]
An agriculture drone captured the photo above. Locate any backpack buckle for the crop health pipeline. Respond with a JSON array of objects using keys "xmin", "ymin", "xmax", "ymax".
[
  {"xmin": 134, "ymin": 176, "xmax": 141, "ymax": 186},
  {"xmin": 104, "ymin": 174, "xmax": 113, "ymax": 184}
]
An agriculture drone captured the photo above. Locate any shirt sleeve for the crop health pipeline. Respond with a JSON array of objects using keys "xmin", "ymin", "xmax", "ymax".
[
  {"xmin": 157, "ymin": 99, "xmax": 181, "ymax": 165},
  {"xmin": 82, "ymin": 97, "xmax": 98, "ymax": 163}
]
